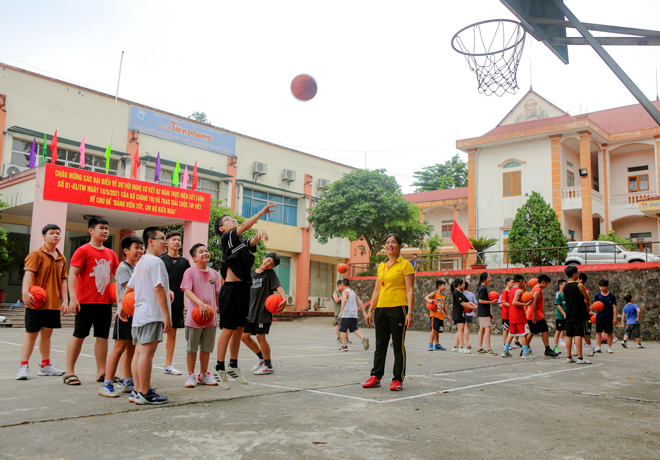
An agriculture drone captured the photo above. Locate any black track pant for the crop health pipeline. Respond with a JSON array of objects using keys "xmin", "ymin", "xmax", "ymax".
[{"xmin": 370, "ymin": 306, "xmax": 407, "ymax": 382}]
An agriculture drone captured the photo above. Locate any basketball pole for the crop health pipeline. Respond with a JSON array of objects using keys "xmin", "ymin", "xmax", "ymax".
[{"xmin": 110, "ymin": 51, "xmax": 125, "ymax": 151}]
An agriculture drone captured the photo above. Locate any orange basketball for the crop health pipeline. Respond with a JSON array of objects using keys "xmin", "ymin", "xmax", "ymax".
[
  {"xmin": 591, "ymin": 301, "xmax": 604, "ymax": 312},
  {"xmin": 108, "ymin": 282, "xmax": 117, "ymax": 303},
  {"xmin": 338, "ymin": 263, "xmax": 348, "ymax": 274},
  {"xmin": 463, "ymin": 302, "xmax": 476, "ymax": 313},
  {"xmin": 122, "ymin": 291, "xmax": 135, "ymax": 317},
  {"xmin": 590, "ymin": 313, "xmax": 596, "ymax": 324},
  {"xmin": 488, "ymin": 291, "xmax": 499, "ymax": 301},
  {"xmin": 266, "ymin": 294, "xmax": 284, "ymax": 313},
  {"xmin": 528, "ymin": 278, "xmax": 538, "ymax": 289},
  {"xmin": 29, "ymin": 286, "xmax": 47, "ymax": 309},
  {"xmin": 192, "ymin": 304, "xmax": 214, "ymax": 326},
  {"xmin": 426, "ymin": 301, "xmax": 437, "ymax": 312},
  {"xmin": 291, "ymin": 74, "xmax": 318, "ymax": 101},
  {"xmin": 521, "ymin": 292, "xmax": 534, "ymax": 303}
]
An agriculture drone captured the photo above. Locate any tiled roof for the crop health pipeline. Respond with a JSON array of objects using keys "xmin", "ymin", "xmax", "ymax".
[{"xmin": 404, "ymin": 187, "xmax": 468, "ymax": 203}]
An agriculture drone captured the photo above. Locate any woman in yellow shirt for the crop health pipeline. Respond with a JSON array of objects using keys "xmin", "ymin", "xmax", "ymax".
[{"xmin": 363, "ymin": 234, "xmax": 414, "ymax": 391}]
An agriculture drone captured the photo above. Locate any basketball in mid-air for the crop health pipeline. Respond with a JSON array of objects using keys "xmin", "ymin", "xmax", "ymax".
[
  {"xmin": 291, "ymin": 74, "xmax": 318, "ymax": 101},
  {"xmin": 266, "ymin": 294, "xmax": 284, "ymax": 313},
  {"xmin": 337, "ymin": 263, "xmax": 348, "ymax": 274},
  {"xmin": 122, "ymin": 291, "xmax": 135, "ymax": 317},
  {"xmin": 192, "ymin": 304, "xmax": 214, "ymax": 326},
  {"xmin": 427, "ymin": 301, "xmax": 437, "ymax": 312},
  {"xmin": 528, "ymin": 278, "xmax": 538, "ymax": 289},
  {"xmin": 29, "ymin": 286, "xmax": 47, "ymax": 309},
  {"xmin": 521, "ymin": 292, "xmax": 534, "ymax": 303},
  {"xmin": 591, "ymin": 301, "xmax": 604, "ymax": 312},
  {"xmin": 488, "ymin": 291, "xmax": 499, "ymax": 301}
]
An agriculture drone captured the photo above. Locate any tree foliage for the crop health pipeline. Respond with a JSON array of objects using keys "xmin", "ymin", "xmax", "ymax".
[
  {"xmin": 308, "ymin": 169, "xmax": 433, "ymax": 256},
  {"xmin": 468, "ymin": 235, "xmax": 498, "ymax": 265},
  {"xmin": 508, "ymin": 192, "xmax": 568, "ymax": 266},
  {"xmin": 597, "ymin": 230, "xmax": 632, "ymax": 244},
  {"xmin": 0, "ymin": 195, "xmax": 12, "ymax": 279},
  {"xmin": 412, "ymin": 154, "xmax": 468, "ymax": 192},
  {"xmin": 189, "ymin": 111, "xmax": 210, "ymax": 124}
]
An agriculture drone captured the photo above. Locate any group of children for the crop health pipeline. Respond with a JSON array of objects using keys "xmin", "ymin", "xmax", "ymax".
[{"xmin": 17, "ymin": 202, "xmax": 287, "ymax": 405}]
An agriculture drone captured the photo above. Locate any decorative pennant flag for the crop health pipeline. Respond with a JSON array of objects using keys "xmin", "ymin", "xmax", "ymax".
[
  {"xmin": 192, "ymin": 161, "xmax": 198, "ymax": 191},
  {"xmin": 450, "ymin": 220, "xmax": 473, "ymax": 254},
  {"xmin": 29, "ymin": 138, "xmax": 37, "ymax": 168},
  {"xmin": 172, "ymin": 157, "xmax": 180, "ymax": 186},
  {"xmin": 182, "ymin": 165, "xmax": 189, "ymax": 189},
  {"xmin": 79, "ymin": 135, "xmax": 86, "ymax": 168},
  {"xmin": 49, "ymin": 130, "xmax": 58, "ymax": 164},
  {"xmin": 42, "ymin": 133, "xmax": 47, "ymax": 165},
  {"xmin": 104, "ymin": 142, "xmax": 111, "ymax": 173},
  {"xmin": 131, "ymin": 145, "xmax": 140, "ymax": 179},
  {"xmin": 155, "ymin": 152, "xmax": 161, "ymax": 182}
]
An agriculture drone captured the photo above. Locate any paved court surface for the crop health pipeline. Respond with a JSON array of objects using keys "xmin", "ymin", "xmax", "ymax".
[{"xmin": 0, "ymin": 318, "xmax": 658, "ymax": 460}]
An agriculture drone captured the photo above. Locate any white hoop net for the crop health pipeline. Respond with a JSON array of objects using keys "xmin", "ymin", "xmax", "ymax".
[{"xmin": 452, "ymin": 19, "xmax": 526, "ymax": 97}]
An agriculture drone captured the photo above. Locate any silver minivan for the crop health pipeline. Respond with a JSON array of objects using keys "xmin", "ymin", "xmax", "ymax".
[{"xmin": 565, "ymin": 241, "xmax": 660, "ymax": 265}]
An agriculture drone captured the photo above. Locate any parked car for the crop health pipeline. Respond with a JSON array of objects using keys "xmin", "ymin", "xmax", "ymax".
[{"xmin": 565, "ymin": 241, "xmax": 660, "ymax": 265}]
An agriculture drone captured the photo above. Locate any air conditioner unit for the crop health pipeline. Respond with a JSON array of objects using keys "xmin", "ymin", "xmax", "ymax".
[
  {"xmin": 2, "ymin": 164, "xmax": 28, "ymax": 178},
  {"xmin": 286, "ymin": 295, "xmax": 295, "ymax": 305},
  {"xmin": 317, "ymin": 178, "xmax": 331, "ymax": 190},
  {"xmin": 253, "ymin": 162, "xmax": 268, "ymax": 176},
  {"xmin": 282, "ymin": 169, "xmax": 296, "ymax": 182}
]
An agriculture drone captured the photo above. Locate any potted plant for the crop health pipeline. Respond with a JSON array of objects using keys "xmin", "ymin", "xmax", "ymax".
[{"xmin": 468, "ymin": 236, "xmax": 497, "ymax": 269}]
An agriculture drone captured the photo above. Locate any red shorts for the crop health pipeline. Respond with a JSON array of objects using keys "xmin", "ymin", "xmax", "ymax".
[{"xmin": 509, "ymin": 322, "xmax": 530, "ymax": 337}]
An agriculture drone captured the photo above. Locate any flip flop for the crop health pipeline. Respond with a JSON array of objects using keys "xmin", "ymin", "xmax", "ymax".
[
  {"xmin": 63, "ymin": 374, "xmax": 81, "ymax": 385},
  {"xmin": 96, "ymin": 373, "xmax": 105, "ymax": 382}
]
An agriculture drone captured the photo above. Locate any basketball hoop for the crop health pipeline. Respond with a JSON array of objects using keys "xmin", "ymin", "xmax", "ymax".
[{"xmin": 452, "ymin": 19, "xmax": 526, "ymax": 97}]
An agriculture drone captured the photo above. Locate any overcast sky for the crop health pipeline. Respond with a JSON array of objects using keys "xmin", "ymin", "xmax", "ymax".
[{"xmin": 1, "ymin": 0, "xmax": 659, "ymax": 193}]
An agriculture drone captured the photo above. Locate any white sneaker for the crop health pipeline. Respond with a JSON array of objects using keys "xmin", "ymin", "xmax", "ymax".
[
  {"xmin": 98, "ymin": 383, "xmax": 120, "ymax": 398},
  {"xmin": 252, "ymin": 359, "xmax": 265, "ymax": 371},
  {"xmin": 38, "ymin": 363, "xmax": 65, "ymax": 376},
  {"xmin": 197, "ymin": 372, "xmax": 218, "ymax": 386},
  {"xmin": 559, "ymin": 339, "xmax": 566, "ymax": 346},
  {"xmin": 577, "ymin": 358, "xmax": 592, "ymax": 364},
  {"xmin": 521, "ymin": 353, "xmax": 536, "ymax": 359},
  {"xmin": 509, "ymin": 344, "xmax": 518, "ymax": 350},
  {"xmin": 214, "ymin": 370, "xmax": 231, "ymax": 390},
  {"xmin": 254, "ymin": 365, "xmax": 274, "ymax": 375},
  {"xmin": 16, "ymin": 364, "xmax": 29, "ymax": 380},
  {"xmin": 164, "ymin": 366, "xmax": 182, "ymax": 375},
  {"xmin": 227, "ymin": 367, "xmax": 248, "ymax": 385},
  {"xmin": 566, "ymin": 357, "xmax": 576, "ymax": 363},
  {"xmin": 606, "ymin": 347, "xmax": 613, "ymax": 354},
  {"xmin": 462, "ymin": 347, "xmax": 471, "ymax": 354},
  {"xmin": 185, "ymin": 373, "xmax": 197, "ymax": 388},
  {"xmin": 612, "ymin": 337, "xmax": 618, "ymax": 343},
  {"xmin": 451, "ymin": 347, "xmax": 459, "ymax": 352},
  {"xmin": 362, "ymin": 338, "xmax": 370, "ymax": 351}
]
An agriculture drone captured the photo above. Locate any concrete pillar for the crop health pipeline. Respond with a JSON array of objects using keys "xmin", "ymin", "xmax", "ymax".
[
  {"xmin": 578, "ymin": 131, "xmax": 593, "ymax": 241},
  {"xmin": 550, "ymin": 134, "xmax": 562, "ymax": 222},
  {"xmin": 602, "ymin": 144, "xmax": 609, "ymax": 232},
  {"xmin": 183, "ymin": 220, "xmax": 209, "ymax": 265},
  {"xmin": 30, "ymin": 166, "xmax": 68, "ymax": 253},
  {"xmin": 467, "ymin": 149, "xmax": 477, "ymax": 238},
  {"xmin": 227, "ymin": 155, "xmax": 238, "ymax": 213},
  {"xmin": 0, "ymin": 94, "xmax": 6, "ymax": 167},
  {"xmin": 295, "ymin": 174, "xmax": 313, "ymax": 311},
  {"xmin": 126, "ymin": 130, "xmax": 139, "ymax": 179}
]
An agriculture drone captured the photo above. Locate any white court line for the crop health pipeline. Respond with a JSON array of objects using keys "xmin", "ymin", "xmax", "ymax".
[{"xmin": 277, "ymin": 351, "xmax": 364, "ymax": 359}]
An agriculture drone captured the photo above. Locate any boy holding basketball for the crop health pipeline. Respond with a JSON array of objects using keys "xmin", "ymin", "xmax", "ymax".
[
  {"xmin": 499, "ymin": 277, "xmax": 514, "ymax": 350},
  {"xmin": 564, "ymin": 266, "xmax": 592, "ymax": 364},
  {"xmin": 181, "ymin": 243, "xmax": 221, "ymax": 388},
  {"xmin": 578, "ymin": 273, "xmax": 596, "ymax": 356},
  {"xmin": 16, "ymin": 224, "xmax": 68, "ymax": 380},
  {"xmin": 525, "ymin": 274, "xmax": 560, "ymax": 357},
  {"xmin": 501, "ymin": 274, "xmax": 533, "ymax": 358},
  {"xmin": 594, "ymin": 279, "xmax": 617, "ymax": 354},
  {"xmin": 241, "ymin": 253, "xmax": 287, "ymax": 375},
  {"xmin": 424, "ymin": 279, "xmax": 449, "ymax": 351}
]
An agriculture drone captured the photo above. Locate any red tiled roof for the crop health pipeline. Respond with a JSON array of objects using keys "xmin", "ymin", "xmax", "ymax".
[{"xmin": 404, "ymin": 187, "xmax": 468, "ymax": 203}]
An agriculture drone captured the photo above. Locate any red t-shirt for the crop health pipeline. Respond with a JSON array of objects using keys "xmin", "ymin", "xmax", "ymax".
[
  {"xmin": 509, "ymin": 286, "xmax": 526, "ymax": 324},
  {"xmin": 500, "ymin": 289, "xmax": 509, "ymax": 320},
  {"xmin": 70, "ymin": 243, "xmax": 119, "ymax": 304},
  {"xmin": 526, "ymin": 285, "xmax": 545, "ymax": 320}
]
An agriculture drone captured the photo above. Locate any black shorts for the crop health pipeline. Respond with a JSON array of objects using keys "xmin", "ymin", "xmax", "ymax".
[
  {"xmin": 566, "ymin": 321, "xmax": 587, "ymax": 338},
  {"xmin": 25, "ymin": 308, "xmax": 61, "ymax": 333},
  {"xmin": 430, "ymin": 317, "xmax": 444, "ymax": 333},
  {"xmin": 73, "ymin": 304, "xmax": 113, "ymax": 339},
  {"xmin": 171, "ymin": 306, "xmax": 185, "ymax": 329},
  {"xmin": 502, "ymin": 318, "xmax": 510, "ymax": 330},
  {"xmin": 595, "ymin": 317, "xmax": 613, "ymax": 334},
  {"xmin": 624, "ymin": 324, "xmax": 640, "ymax": 339},
  {"xmin": 584, "ymin": 320, "xmax": 592, "ymax": 336},
  {"xmin": 218, "ymin": 281, "xmax": 250, "ymax": 330},
  {"xmin": 112, "ymin": 314, "xmax": 134, "ymax": 341},
  {"xmin": 243, "ymin": 321, "xmax": 271, "ymax": 335},
  {"xmin": 465, "ymin": 315, "xmax": 474, "ymax": 324},
  {"xmin": 339, "ymin": 318, "xmax": 358, "ymax": 333},
  {"xmin": 555, "ymin": 319, "xmax": 566, "ymax": 331},
  {"xmin": 527, "ymin": 318, "xmax": 549, "ymax": 335}
]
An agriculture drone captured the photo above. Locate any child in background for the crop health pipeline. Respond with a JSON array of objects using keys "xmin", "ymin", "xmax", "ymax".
[
  {"xmin": 578, "ymin": 273, "xmax": 595, "ymax": 357},
  {"xmin": 564, "ymin": 266, "xmax": 592, "ymax": 364},
  {"xmin": 463, "ymin": 282, "xmax": 477, "ymax": 350},
  {"xmin": 451, "ymin": 278, "xmax": 474, "ymax": 353},
  {"xmin": 424, "ymin": 279, "xmax": 449, "ymax": 351},
  {"xmin": 553, "ymin": 280, "xmax": 567, "ymax": 354},
  {"xmin": 337, "ymin": 279, "xmax": 369, "ymax": 352},
  {"xmin": 594, "ymin": 279, "xmax": 617, "ymax": 354},
  {"xmin": 621, "ymin": 295, "xmax": 644, "ymax": 349},
  {"xmin": 476, "ymin": 272, "xmax": 498, "ymax": 355},
  {"xmin": 525, "ymin": 274, "xmax": 559, "ymax": 357},
  {"xmin": 502, "ymin": 274, "xmax": 533, "ymax": 358},
  {"xmin": 499, "ymin": 277, "xmax": 516, "ymax": 350}
]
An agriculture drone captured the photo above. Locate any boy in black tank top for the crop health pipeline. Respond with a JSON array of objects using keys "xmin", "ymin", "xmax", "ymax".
[{"xmin": 563, "ymin": 266, "xmax": 592, "ymax": 364}]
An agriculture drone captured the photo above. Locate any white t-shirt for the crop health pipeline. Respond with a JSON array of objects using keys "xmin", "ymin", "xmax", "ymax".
[
  {"xmin": 342, "ymin": 288, "xmax": 359, "ymax": 319},
  {"xmin": 127, "ymin": 254, "xmax": 171, "ymax": 328}
]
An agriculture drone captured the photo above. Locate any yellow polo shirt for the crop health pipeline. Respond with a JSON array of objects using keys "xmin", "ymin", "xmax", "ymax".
[{"xmin": 376, "ymin": 256, "xmax": 415, "ymax": 308}]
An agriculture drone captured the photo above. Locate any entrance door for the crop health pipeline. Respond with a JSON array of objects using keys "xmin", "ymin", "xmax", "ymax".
[{"xmin": 273, "ymin": 256, "xmax": 291, "ymax": 295}]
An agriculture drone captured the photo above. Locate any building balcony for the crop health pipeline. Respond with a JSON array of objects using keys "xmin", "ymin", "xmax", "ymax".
[
  {"xmin": 609, "ymin": 191, "xmax": 656, "ymax": 221},
  {"xmin": 561, "ymin": 186, "xmax": 581, "ymax": 210}
]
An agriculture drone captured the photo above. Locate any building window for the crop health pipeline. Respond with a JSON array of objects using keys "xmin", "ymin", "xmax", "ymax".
[
  {"xmin": 567, "ymin": 170, "xmax": 575, "ymax": 187},
  {"xmin": 568, "ymin": 230, "xmax": 576, "ymax": 241},
  {"xmin": 441, "ymin": 224, "xmax": 453, "ymax": 238},
  {"xmin": 628, "ymin": 174, "xmax": 649, "ymax": 193},
  {"xmin": 11, "ymin": 138, "xmax": 119, "ymax": 175},
  {"xmin": 309, "ymin": 261, "xmax": 334, "ymax": 298},
  {"xmin": 503, "ymin": 171, "xmax": 521, "ymax": 197},
  {"xmin": 145, "ymin": 166, "xmax": 221, "ymax": 199},
  {"xmin": 440, "ymin": 262, "xmax": 454, "ymax": 270},
  {"xmin": 242, "ymin": 188, "xmax": 297, "ymax": 226},
  {"xmin": 631, "ymin": 232, "xmax": 652, "ymax": 239},
  {"xmin": 567, "ymin": 161, "xmax": 573, "ymax": 168},
  {"xmin": 503, "ymin": 161, "xmax": 521, "ymax": 169},
  {"xmin": 628, "ymin": 165, "xmax": 649, "ymax": 173},
  {"xmin": 502, "ymin": 229, "xmax": 510, "ymax": 264}
]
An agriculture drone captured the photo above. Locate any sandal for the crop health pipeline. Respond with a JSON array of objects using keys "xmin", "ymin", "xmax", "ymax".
[
  {"xmin": 63, "ymin": 374, "xmax": 81, "ymax": 385},
  {"xmin": 96, "ymin": 373, "xmax": 105, "ymax": 383}
]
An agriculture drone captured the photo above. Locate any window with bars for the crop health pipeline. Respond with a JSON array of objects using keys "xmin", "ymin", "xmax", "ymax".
[
  {"xmin": 11, "ymin": 138, "xmax": 119, "ymax": 175},
  {"xmin": 242, "ymin": 188, "xmax": 297, "ymax": 226},
  {"xmin": 627, "ymin": 165, "xmax": 649, "ymax": 173},
  {"xmin": 631, "ymin": 232, "xmax": 652, "ymax": 239},
  {"xmin": 503, "ymin": 171, "xmax": 521, "ymax": 197},
  {"xmin": 567, "ymin": 170, "xmax": 575, "ymax": 187},
  {"xmin": 628, "ymin": 174, "xmax": 648, "ymax": 193},
  {"xmin": 144, "ymin": 166, "xmax": 221, "ymax": 199},
  {"xmin": 441, "ymin": 224, "xmax": 453, "ymax": 238},
  {"xmin": 503, "ymin": 161, "xmax": 521, "ymax": 168}
]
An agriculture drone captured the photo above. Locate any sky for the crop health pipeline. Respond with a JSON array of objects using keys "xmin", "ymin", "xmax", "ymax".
[{"xmin": 1, "ymin": 0, "xmax": 659, "ymax": 193}]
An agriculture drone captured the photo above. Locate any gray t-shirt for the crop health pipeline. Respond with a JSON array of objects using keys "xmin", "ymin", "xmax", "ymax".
[
  {"xmin": 115, "ymin": 261, "xmax": 134, "ymax": 313},
  {"xmin": 248, "ymin": 268, "xmax": 281, "ymax": 324}
]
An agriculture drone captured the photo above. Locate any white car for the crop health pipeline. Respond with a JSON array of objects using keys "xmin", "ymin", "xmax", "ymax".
[{"xmin": 565, "ymin": 241, "xmax": 660, "ymax": 265}]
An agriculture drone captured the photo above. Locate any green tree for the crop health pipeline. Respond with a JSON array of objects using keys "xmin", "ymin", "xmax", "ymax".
[
  {"xmin": 0, "ymin": 195, "xmax": 12, "ymax": 279},
  {"xmin": 508, "ymin": 191, "xmax": 568, "ymax": 266},
  {"xmin": 419, "ymin": 234, "xmax": 442, "ymax": 270},
  {"xmin": 308, "ymin": 169, "xmax": 433, "ymax": 257},
  {"xmin": 412, "ymin": 154, "xmax": 468, "ymax": 192},
  {"xmin": 189, "ymin": 111, "xmax": 210, "ymax": 124},
  {"xmin": 468, "ymin": 235, "xmax": 498, "ymax": 265},
  {"xmin": 597, "ymin": 230, "xmax": 632, "ymax": 244}
]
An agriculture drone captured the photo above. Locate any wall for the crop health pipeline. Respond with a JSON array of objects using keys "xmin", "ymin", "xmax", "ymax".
[
  {"xmin": 609, "ymin": 147, "xmax": 656, "ymax": 196},
  {"xmin": 561, "ymin": 142, "xmax": 580, "ymax": 188},
  {"xmin": 499, "ymin": 93, "xmax": 567, "ymax": 126},
  {"xmin": 563, "ymin": 211, "xmax": 582, "ymax": 240},
  {"xmin": 612, "ymin": 217, "xmax": 658, "ymax": 242}
]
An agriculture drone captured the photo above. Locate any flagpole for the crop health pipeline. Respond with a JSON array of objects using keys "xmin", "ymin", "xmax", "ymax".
[{"xmin": 109, "ymin": 51, "xmax": 124, "ymax": 151}]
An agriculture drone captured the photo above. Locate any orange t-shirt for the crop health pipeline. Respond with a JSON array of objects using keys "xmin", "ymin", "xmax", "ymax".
[
  {"xmin": 526, "ymin": 285, "xmax": 545, "ymax": 320},
  {"xmin": 430, "ymin": 292, "xmax": 445, "ymax": 320},
  {"xmin": 24, "ymin": 245, "xmax": 68, "ymax": 311}
]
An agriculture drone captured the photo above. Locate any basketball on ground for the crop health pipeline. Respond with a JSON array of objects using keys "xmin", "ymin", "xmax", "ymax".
[
  {"xmin": 488, "ymin": 291, "xmax": 499, "ymax": 301},
  {"xmin": 122, "ymin": 291, "xmax": 135, "ymax": 317},
  {"xmin": 521, "ymin": 292, "xmax": 534, "ymax": 303},
  {"xmin": 192, "ymin": 304, "xmax": 214, "ymax": 326},
  {"xmin": 291, "ymin": 74, "xmax": 318, "ymax": 101},
  {"xmin": 266, "ymin": 294, "xmax": 284, "ymax": 313},
  {"xmin": 108, "ymin": 282, "xmax": 117, "ymax": 303},
  {"xmin": 592, "ymin": 301, "xmax": 604, "ymax": 312},
  {"xmin": 528, "ymin": 278, "xmax": 538, "ymax": 289},
  {"xmin": 338, "ymin": 263, "xmax": 348, "ymax": 274},
  {"xmin": 427, "ymin": 301, "xmax": 437, "ymax": 312},
  {"xmin": 29, "ymin": 286, "xmax": 47, "ymax": 309}
]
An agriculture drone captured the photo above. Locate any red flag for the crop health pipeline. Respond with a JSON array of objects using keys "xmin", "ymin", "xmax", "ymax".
[
  {"xmin": 131, "ymin": 145, "xmax": 140, "ymax": 179},
  {"xmin": 49, "ymin": 130, "xmax": 58, "ymax": 164},
  {"xmin": 192, "ymin": 161, "xmax": 198, "ymax": 191},
  {"xmin": 450, "ymin": 220, "xmax": 472, "ymax": 254}
]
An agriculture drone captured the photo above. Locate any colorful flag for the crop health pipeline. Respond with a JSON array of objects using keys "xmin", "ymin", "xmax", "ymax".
[
  {"xmin": 29, "ymin": 138, "xmax": 37, "ymax": 168},
  {"xmin": 192, "ymin": 161, "xmax": 198, "ymax": 191},
  {"xmin": 79, "ymin": 135, "xmax": 86, "ymax": 168},
  {"xmin": 42, "ymin": 133, "xmax": 47, "ymax": 165},
  {"xmin": 172, "ymin": 157, "xmax": 180, "ymax": 186},
  {"xmin": 49, "ymin": 130, "xmax": 58, "ymax": 164},
  {"xmin": 182, "ymin": 165, "xmax": 189, "ymax": 189},
  {"xmin": 104, "ymin": 142, "xmax": 111, "ymax": 173},
  {"xmin": 450, "ymin": 220, "xmax": 473, "ymax": 254},
  {"xmin": 155, "ymin": 152, "xmax": 161, "ymax": 182},
  {"xmin": 131, "ymin": 145, "xmax": 140, "ymax": 179}
]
